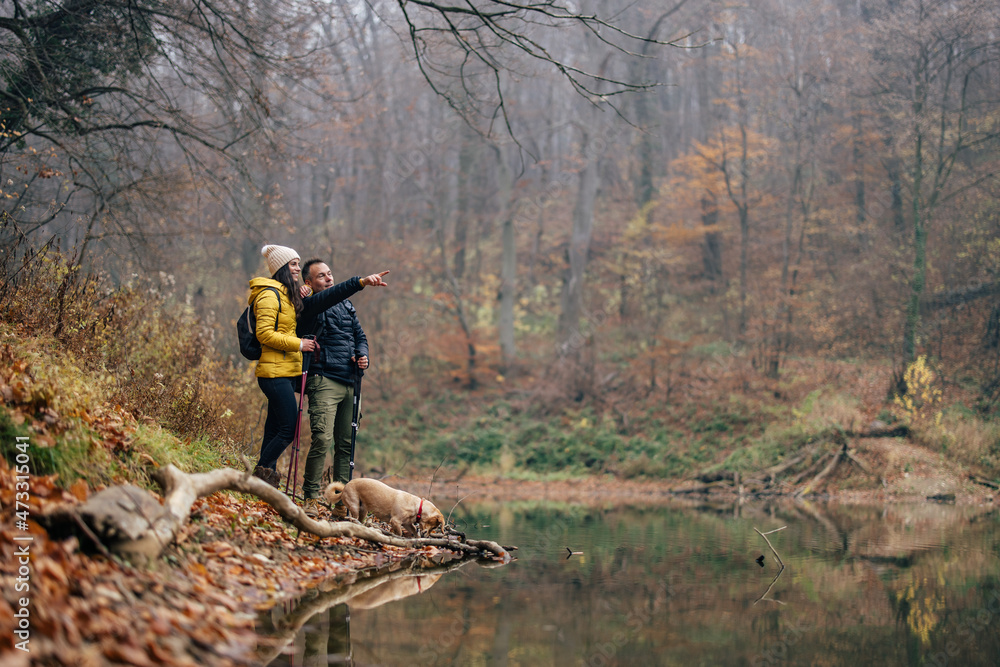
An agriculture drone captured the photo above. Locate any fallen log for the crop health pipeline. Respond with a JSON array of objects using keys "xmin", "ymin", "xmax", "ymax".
[
  {"xmin": 787, "ymin": 451, "xmax": 834, "ymax": 487},
  {"xmin": 844, "ymin": 448, "xmax": 873, "ymax": 474},
  {"xmin": 41, "ymin": 465, "xmax": 512, "ymax": 564},
  {"xmin": 847, "ymin": 425, "xmax": 910, "ymax": 438},
  {"xmin": 695, "ymin": 471, "xmax": 736, "ymax": 484},
  {"xmin": 668, "ymin": 480, "xmax": 734, "ymax": 495},
  {"xmin": 763, "ymin": 449, "xmax": 811, "ymax": 482},
  {"xmin": 970, "ymin": 475, "xmax": 999, "ymax": 490},
  {"xmin": 795, "ymin": 445, "xmax": 845, "ymax": 497}
]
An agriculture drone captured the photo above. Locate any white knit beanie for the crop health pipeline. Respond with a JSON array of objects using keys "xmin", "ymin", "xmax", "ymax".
[{"xmin": 261, "ymin": 244, "xmax": 299, "ymax": 276}]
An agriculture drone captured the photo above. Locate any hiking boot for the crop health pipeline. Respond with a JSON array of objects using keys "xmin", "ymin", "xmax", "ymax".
[
  {"xmin": 303, "ymin": 498, "xmax": 321, "ymax": 518},
  {"xmin": 253, "ymin": 466, "xmax": 280, "ymax": 488}
]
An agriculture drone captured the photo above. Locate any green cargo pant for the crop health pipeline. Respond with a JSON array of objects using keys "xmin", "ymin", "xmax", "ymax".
[{"xmin": 303, "ymin": 374, "xmax": 355, "ymax": 499}]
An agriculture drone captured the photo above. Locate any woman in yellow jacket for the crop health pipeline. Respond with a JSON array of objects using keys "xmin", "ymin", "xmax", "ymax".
[{"xmin": 251, "ymin": 244, "xmax": 388, "ymax": 486}]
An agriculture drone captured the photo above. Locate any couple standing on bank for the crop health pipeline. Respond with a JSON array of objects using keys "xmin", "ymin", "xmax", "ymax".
[{"xmin": 249, "ymin": 244, "xmax": 387, "ymax": 517}]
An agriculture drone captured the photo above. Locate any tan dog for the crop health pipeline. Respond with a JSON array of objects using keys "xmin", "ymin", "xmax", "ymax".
[{"xmin": 323, "ymin": 478, "xmax": 446, "ymax": 537}]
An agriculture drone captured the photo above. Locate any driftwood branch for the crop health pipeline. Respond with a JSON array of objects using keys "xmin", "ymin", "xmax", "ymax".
[
  {"xmin": 673, "ymin": 433, "xmax": 884, "ymax": 498},
  {"xmin": 755, "ymin": 526, "xmax": 786, "ymax": 568},
  {"xmin": 788, "ymin": 451, "xmax": 834, "ymax": 487},
  {"xmin": 846, "ymin": 425, "xmax": 910, "ymax": 438},
  {"xmin": 970, "ymin": 475, "xmax": 999, "ymax": 490},
  {"xmin": 755, "ymin": 566, "xmax": 787, "ymax": 606},
  {"xmin": 753, "ymin": 526, "xmax": 787, "ymax": 605},
  {"xmin": 695, "ymin": 471, "xmax": 736, "ymax": 483},
  {"xmin": 844, "ymin": 448, "xmax": 873, "ymax": 474},
  {"xmin": 794, "ymin": 447, "xmax": 843, "ymax": 497},
  {"xmin": 765, "ymin": 443, "xmax": 822, "ymax": 481},
  {"xmin": 43, "ymin": 465, "xmax": 512, "ymax": 563}
]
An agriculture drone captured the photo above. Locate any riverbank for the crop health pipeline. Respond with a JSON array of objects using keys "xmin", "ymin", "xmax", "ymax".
[
  {"xmin": 0, "ymin": 458, "xmax": 470, "ymax": 666},
  {"xmin": 2, "ymin": 325, "xmax": 998, "ymax": 664},
  {"xmin": 394, "ymin": 436, "xmax": 998, "ymax": 507},
  {"xmin": 1, "ymin": 446, "xmax": 995, "ymax": 666}
]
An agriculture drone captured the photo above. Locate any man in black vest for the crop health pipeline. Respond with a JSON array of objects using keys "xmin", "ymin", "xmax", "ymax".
[{"xmin": 299, "ymin": 259, "xmax": 369, "ymax": 518}]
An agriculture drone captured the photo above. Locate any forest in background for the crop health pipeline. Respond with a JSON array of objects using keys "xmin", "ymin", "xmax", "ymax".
[{"xmin": 2, "ymin": 0, "xmax": 999, "ymax": 486}]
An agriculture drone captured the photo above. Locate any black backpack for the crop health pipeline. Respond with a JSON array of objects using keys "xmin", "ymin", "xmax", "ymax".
[{"xmin": 237, "ymin": 287, "xmax": 281, "ymax": 360}]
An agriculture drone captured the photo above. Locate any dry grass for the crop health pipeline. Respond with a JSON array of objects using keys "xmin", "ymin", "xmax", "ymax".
[
  {"xmin": 0, "ymin": 238, "xmax": 260, "ymax": 455},
  {"xmin": 912, "ymin": 412, "xmax": 1000, "ymax": 477}
]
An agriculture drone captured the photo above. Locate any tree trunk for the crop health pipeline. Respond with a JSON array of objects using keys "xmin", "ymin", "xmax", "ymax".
[
  {"xmin": 454, "ymin": 124, "xmax": 478, "ymax": 280},
  {"xmin": 434, "ymin": 222, "xmax": 479, "ymax": 390},
  {"xmin": 495, "ymin": 145, "xmax": 517, "ymax": 370},
  {"xmin": 853, "ymin": 111, "xmax": 866, "ymax": 228},
  {"xmin": 902, "ymin": 127, "xmax": 926, "ymax": 372},
  {"xmin": 556, "ymin": 124, "xmax": 600, "ymax": 365},
  {"xmin": 887, "ymin": 159, "xmax": 906, "ymax": 231},
  {"xmin": 769, "ymin": 163, "xmax": 799, "ymax": 379},
  {"xmin": 737, "ymin": 125, "xmax": 750, "ymax": 343},
  {"xmin": 700, "ymin": 194, "xmax": 722, "ymax": 288}
]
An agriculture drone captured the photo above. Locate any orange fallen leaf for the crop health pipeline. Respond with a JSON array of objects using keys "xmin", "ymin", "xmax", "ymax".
[
  {"xmin": 103, "ymin": 642, "xmax": 157, "ymax": 667},
  {"xmin": 36, "ymin": 556, "xmax": 69, "ymax": 586}
]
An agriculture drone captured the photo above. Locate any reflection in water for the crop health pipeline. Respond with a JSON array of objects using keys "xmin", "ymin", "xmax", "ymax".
[
  {"xmin": 256, "ymin": 556, "xmax": 498, "ymax": 666},
  {"xmin": 754, "ymin": 525, "xmax": 787, "ymax": 605},
  {"xmin": 257, "ymin": 499, "xmax": 1000, "ymax": 666}
]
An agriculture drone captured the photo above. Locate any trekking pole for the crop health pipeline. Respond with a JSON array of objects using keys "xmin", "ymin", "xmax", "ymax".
[
  {"xmin": 348, "ymin": 357, "xmax": 364, "ymax": 481},
  {"xmin": 284, "ymin": 373, "xmax": 306, "ymax": 499},
  {"xmin": 285, "ymin": 335, "xmax": 316, "ymax": 499}
]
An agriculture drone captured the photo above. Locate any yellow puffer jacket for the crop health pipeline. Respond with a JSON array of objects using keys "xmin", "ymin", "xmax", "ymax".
[{"xmin": 248, "ymin": 277, "xmax": 302, "ymax": 378}]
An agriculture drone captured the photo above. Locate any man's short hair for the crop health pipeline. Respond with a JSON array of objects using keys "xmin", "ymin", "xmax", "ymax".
[{"xmin": 302, "ymin": 258, "xmax": 326, "ymax": 282}]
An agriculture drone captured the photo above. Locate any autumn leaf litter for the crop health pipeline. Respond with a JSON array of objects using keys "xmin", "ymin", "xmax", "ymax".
[{"xmin": 0, "ymin": 458, "xmax": 447, "ymax": 666}]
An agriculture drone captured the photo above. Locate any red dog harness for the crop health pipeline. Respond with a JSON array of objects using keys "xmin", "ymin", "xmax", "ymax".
[{"xmin": 416, "ymin": 499, "xmax": 424, "ymax": 525}]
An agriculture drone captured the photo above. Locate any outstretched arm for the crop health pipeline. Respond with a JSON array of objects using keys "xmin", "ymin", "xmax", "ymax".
[{"xmin": 301, "ymin": 271, "xmax": 390, "ymax": 319}]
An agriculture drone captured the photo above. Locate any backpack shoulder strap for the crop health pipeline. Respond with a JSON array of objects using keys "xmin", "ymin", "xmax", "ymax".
[{"xmin": 252, "ymin": 286, "xmax": 283, "ymax": 331}]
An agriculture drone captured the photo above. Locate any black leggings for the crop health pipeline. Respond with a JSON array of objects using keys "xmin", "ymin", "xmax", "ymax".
[{"xmin": 256, "ymin": 375, "xmax": 301, "ymax": 470}]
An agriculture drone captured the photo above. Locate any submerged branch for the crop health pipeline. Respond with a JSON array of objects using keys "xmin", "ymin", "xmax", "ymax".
[
  {"xmin": 753, "ymin": 526, "xmax": 787, "ymax": 605},
  {"xmin": 755, "ymin": 526, "xmax": 786, "ymax": 568}
]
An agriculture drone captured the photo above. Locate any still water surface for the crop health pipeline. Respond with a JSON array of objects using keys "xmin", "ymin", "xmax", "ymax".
[{"xmin": 258, "ymin": 499, "xmax": 999, "ymax": 666}]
